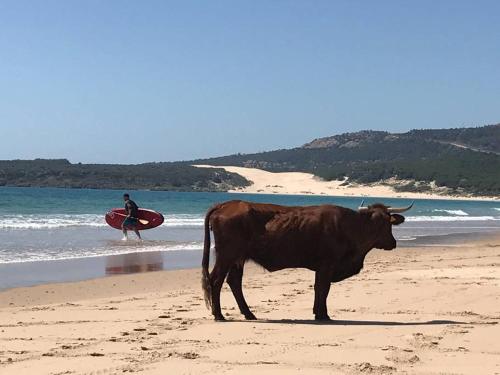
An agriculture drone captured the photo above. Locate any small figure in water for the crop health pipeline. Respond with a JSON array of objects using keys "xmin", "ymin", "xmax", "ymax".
[{"xmin": 122, "ymin": 193, "xmax": 142, "ymax": 240}]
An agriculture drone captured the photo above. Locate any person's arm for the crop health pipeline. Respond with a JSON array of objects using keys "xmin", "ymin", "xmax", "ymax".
[{"xmin": 125, "ymin": 202, "xmax": 131, "ymax": 218}]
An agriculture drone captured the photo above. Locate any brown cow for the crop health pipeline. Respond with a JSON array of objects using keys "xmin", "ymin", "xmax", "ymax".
[{"xmin": 202, "ymin": 200, "xmax": 412, "ymax": 321}]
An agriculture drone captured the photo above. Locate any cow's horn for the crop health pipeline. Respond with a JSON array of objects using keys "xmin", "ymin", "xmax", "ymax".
[
  {"xmin": 387, "ymin": 201, "xmax": 414, "ymax": 214},
  {"xmin": 358, "ymin": 200, "xmax": 369, "ymax": 212}
]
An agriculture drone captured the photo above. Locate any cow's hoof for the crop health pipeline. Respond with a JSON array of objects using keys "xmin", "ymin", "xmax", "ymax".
[
  {"xmin": 315, "ymin": 315, "xmax": 331, "ymax": 321},
  {"xmin": 214, "ymin": 315, "xmax": 226, "ymax": 321},
  {"xmin": 244, "ymin": 313, "xmax": 257, "ymax": 320}
]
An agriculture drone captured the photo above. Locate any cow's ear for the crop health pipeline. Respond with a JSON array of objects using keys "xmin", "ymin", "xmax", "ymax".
[{"xmin": 390, "ymin": 214, "xmax": 405, "ymax": 225}]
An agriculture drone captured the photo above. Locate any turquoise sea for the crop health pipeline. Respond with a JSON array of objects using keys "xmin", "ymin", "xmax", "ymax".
[{"xmin": 0, "ymin": 187, "xmax": 499, "ymax": 289}]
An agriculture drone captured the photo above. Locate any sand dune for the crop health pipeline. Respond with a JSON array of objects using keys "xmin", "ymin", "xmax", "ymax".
[
  {"xmin": 1, "ymin": 238, "xmax": 500, "ymax": 374},
  {"xmin": 195, "ymin": 165, "xmax": 498, "ymax": 201}
]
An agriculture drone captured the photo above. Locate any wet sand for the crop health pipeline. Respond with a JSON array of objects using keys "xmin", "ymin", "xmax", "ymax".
[
  {"xmin": 1, "ymin": 237, "xmax": 499, "ymax": 374},
  {"xmin": 0, "ymin": 249, "xmax": 201, "ymax": 290}
]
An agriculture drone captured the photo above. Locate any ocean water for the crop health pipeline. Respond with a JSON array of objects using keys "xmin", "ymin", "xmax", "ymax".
[{"xmin": 0, "ymin": 187, "xmax": 499, "ymax": 265}]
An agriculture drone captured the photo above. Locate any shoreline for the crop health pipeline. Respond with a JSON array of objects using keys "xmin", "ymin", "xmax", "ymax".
[
  {"xmin": 1, "ymin": 235, "xmax": 499, "ymax": 374},
  {"xmin": 195, "ymin": 165, "xmax": 500, "ymax": 201},
  {"xmin": 0, "ymin": 249, "xmax": 202, "ymax": 292},
  {"xmin": 2, "ymin": 230, "xmax": 500, "ymax": 292}
]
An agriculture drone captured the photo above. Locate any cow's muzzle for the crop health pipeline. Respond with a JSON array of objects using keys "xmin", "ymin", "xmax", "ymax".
[{"xmin": 382, "ymin": 239, "xmax": 397, "ymax": 250}]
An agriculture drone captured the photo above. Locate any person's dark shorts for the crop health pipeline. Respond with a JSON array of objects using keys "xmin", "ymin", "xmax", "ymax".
[{"xmin": 122, "ymin": 217, "xmax": 138, "ymax": 228}]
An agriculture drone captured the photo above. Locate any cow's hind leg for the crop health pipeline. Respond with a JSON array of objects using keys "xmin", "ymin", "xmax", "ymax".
[
  {"xmin": 210, "ymin": 260, "xmax": 231, "ymax": 321},
  {"xmin": 313, "ymin": 268, "xmax": 332, "ymax": 321},
  {"xmin": 227, "ymin": 264, "xmax": 256, "ymax": 320}
]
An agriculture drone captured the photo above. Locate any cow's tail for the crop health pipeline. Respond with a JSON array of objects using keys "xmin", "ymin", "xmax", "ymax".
[{"xmin": 202, "ymin": 204, "xmax": 219, "ymax": 310}]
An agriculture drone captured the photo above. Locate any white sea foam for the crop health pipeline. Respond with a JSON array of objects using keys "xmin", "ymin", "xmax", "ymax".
[
  {"xmin": 0, "ymin": 241, "xmax": 204, "ymax": 264},
  {"xmin": 0, "ymin": 214, "xmax": 206, "ymax": 229},
  {"xmin": 406, "ymin": 216, "xmax": 500, "ymax": 222},
  {"xmin": 396, "ymin": 235, "xmax": 418, "ymax": 241},
  {"xmin": 164, "ymin": 215, "xmax": 204, "ymax": 227},
  {"xmin": 432, "ymin": 209, "xmax": 469, "ymax": 216},
  {"xmin": 0, "ymin": 214, "xmax": 106, "ymax": 229}
]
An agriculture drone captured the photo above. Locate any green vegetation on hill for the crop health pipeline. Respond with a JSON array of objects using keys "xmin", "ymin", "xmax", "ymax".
[
  {"xmin": 407, "ymin": 124, "xmax": 500, "ymax": 154},
  {"xmin": 2, "ymin": 124, "xmax": 498, "ymax": 196},
  {"xmin": 193, "ymin": 124, "xmax": 500, "ymax": 196},
  {"xmin": 0, "ymin": 159, "xmax": 250, "ymax": 191}
]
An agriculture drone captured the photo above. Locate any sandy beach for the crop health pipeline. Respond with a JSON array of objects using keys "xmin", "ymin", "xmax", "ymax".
[
  {"xmin": 1, "ymin": 236, "xmax": 499, "ymax": 374},
  {"xmin": 194, "ymin": 165, "xmax": 499, "ymax": 201}
]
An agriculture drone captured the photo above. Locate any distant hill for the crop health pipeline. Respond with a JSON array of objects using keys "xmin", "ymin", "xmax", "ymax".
[
  {"xmin": 303, "ymin": 124, "xmax": 500, "ymax": 154},
  {"xmin": 2, "ymin": 124, "xmax": 499, "ymax": 196},
  {"xmin": 0, "ymin": 159, "xmax": 250, "ymax": 191},
  {"xmin": 193, "ymin": 124, "xmax": 500, "ymax": 196},
  {"xmin": 406, "ymin": 125, "xmax": 500, "ymax": 155}
]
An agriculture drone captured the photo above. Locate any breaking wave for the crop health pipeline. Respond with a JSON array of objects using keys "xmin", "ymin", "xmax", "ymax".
[
  {"xmin": 164, "ymin": 214, "xmax": 204, "ymax": 227},
  {"xmin": 432, "ymin": 209, "xmax": 469, "ymax": 216},
  {"xmin": 406, "ymin": 216, "xmax": 500, "ymax": 222},
  {"xmin": 0, "ymin": 214, "xmax": 106, "ymax": 229},
  {"xmin": 0, "ymin": 214, "xmax": 205, "ymax": 229}
]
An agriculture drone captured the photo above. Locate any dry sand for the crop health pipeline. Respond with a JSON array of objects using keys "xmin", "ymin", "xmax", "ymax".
[
  {"xmin": 1, "ymin": 238, "xmax": 500, "ymax": 374},
  {"xmin": 194, "ymin": 165, "xmax": 499, "ymax": 201}
]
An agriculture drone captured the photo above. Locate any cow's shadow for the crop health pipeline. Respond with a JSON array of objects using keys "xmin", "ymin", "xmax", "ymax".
[{"xmin": 227, "ymin": 318, "xmax": 470, "ymax": 326}]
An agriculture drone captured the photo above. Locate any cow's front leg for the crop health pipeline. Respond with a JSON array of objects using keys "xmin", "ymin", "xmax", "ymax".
[{"xmin": 313, "ymin": 268, "xmax": 332, "ymax": 321}]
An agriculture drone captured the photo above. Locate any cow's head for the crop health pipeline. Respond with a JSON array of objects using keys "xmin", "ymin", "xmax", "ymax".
[{"xmin": 358, "ymin": 201, "xmax": 413, "ymax": 251}]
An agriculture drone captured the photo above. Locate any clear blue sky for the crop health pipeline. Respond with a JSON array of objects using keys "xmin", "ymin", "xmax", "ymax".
[{"xmin": 1, "ymin": 1, "xmax": 499, "ymax": 164}]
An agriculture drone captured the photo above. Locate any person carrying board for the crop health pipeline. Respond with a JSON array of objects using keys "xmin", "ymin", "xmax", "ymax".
[{"xmin": 122, "ymin": 193, "xmax": 142, "ymax": 240}]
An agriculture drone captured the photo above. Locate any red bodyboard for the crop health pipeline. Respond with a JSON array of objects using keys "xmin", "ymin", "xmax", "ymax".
[{"xmin": 105, "ymin": 208, "xmax": 164, "ymax": 230}]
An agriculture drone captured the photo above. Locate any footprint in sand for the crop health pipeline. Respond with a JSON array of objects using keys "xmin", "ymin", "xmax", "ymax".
[
  {"xmin": 355, "ymin": 363, "xmax": 396, "ymax": 373},
  {"xmin": 408, "ymin": 332, "xmax": 442, "ymax": 349},
  {"xmin": 385, "ymin": 351, "xmax": 420, "ymax": 365}
]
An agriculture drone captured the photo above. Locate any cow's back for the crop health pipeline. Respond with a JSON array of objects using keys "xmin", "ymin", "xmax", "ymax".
[{"xmin": 209, "ymin": 200, "xmax": 292, "ymax": 250}]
